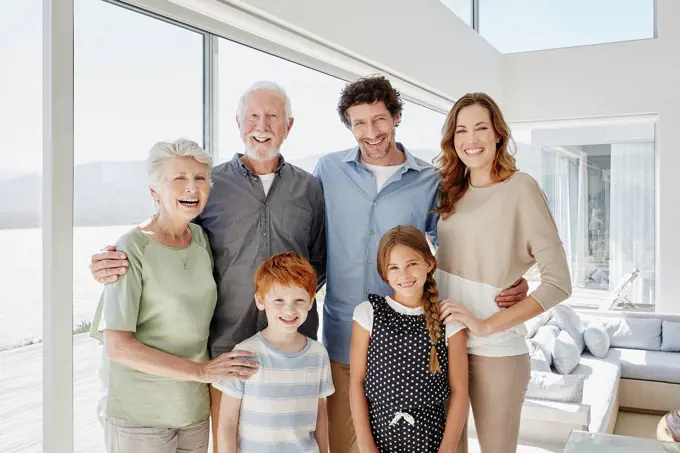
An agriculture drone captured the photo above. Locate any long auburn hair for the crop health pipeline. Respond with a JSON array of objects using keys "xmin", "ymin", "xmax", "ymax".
[
  {"xmin": 434, "ymin": 93, "xmax": 517, "ymax": 219},
  {"xmin": 376, "ymin": 226, "xmax": 442, "ymax": 374}
]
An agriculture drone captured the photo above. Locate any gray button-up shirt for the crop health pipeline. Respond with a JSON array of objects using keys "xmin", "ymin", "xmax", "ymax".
[{"xmin": 196, "ymin": 153, "xmax": 326, "ymax": 357}]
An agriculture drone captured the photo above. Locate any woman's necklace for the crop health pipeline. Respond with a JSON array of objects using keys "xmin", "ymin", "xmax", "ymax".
[{"xmin": 154, "ymin": 221, "xmax": 192, "ymax": 270}]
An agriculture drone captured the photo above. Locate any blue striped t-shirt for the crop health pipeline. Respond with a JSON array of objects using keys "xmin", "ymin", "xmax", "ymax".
[{"xmin": 213, "ymin": 332, "xmax": 334, "ymax": 453}]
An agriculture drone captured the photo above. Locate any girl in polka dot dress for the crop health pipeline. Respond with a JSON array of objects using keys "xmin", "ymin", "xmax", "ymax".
[{"xmin": 349, "ymin": 225, "xmax": 469, "ymax": 453}]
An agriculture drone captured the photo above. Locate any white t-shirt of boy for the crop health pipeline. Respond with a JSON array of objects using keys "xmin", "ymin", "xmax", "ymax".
[{"xmin": 212, "ymin": 332, "xmax": 334, "ymax": 453}]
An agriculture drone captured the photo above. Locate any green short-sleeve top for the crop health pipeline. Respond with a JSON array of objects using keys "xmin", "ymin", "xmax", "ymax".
[{"xmin": 91, "ymin": 223, "xmax": 217, "ymax": 428}]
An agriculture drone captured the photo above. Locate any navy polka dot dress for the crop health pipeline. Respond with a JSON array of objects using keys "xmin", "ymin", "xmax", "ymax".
[{"xmin": 365, "ymin": 294, "xmax": 450, "ymax": 453}]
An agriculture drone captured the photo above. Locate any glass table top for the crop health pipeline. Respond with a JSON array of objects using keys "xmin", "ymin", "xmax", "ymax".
[{"xmin": 563, "ymin": 431, "xmax": 680, "ymax": 453}]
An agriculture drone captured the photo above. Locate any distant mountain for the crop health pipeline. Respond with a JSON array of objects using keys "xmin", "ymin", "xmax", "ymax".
[
  {"xmin": 0, "ymin": 160, "xmax": 152, "ymax": 229},
  {"xmin": 0, "ymin": 149, "xmax": 439, "ymax": 229}
]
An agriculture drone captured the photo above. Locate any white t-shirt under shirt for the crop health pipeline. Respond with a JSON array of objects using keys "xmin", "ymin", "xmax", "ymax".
[
  {"xmin": 363, "ymin": 162, "xmax": 403, "ymax": 192},
  {"xmin": 258, "ymin": 173, "xmax": 276, "ymax": 196},
  {"xmin": 353, "ymin": 296, "xmax": 465, "ymax": 340}
]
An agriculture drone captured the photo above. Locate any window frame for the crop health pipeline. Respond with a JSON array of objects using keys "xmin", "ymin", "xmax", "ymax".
[{"xmin": 44, "ymin": 0, "xmax": 75, "ymax": 451}]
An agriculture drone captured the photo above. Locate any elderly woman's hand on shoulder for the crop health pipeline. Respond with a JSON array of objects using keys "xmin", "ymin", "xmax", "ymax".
[{"xmin": 197, "ymin": 350, "xmax": 260, "ymax": 383}]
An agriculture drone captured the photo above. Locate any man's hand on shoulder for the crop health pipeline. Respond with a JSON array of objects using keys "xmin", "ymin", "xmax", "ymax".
[
  {"xmin": 495, "ymin": 278, "xmax": 529, "ymax": 308},
  {"xmin": 90, "ymin": 245, "xmax": 129, "ymax": 284}
]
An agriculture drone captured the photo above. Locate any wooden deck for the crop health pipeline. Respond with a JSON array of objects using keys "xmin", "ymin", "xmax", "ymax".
[{"xmin": 0, "ymin": 334, "xmax": 105, "ymax": 453}]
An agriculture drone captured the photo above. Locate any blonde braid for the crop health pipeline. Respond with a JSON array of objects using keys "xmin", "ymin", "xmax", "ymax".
[{"xmin": 423, "ymin": 272, "xmax": 442, "ymax": 374}]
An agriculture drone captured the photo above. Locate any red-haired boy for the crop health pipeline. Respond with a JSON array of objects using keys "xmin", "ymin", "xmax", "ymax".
[{"xmin": 212, "ymin": 252, "xmax": 334, "ymax": 453}]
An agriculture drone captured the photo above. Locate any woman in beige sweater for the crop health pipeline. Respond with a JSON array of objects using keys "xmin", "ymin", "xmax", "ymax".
[{"xmin": 434, "ymin": 93, "xmax": 572, "ymax": 453}]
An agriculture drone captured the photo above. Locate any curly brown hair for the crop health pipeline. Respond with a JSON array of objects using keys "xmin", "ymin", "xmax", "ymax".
[
  {"xmin": 337, "ymin": 75, "xmax": 404, "ymax": 128},
  {"xmin": 434, "ymin": 93, "xmax": 517, "ymax": 219},
  {"xmin": 376, "ymin": 226, "xmax": 442, "ymax": 374}
]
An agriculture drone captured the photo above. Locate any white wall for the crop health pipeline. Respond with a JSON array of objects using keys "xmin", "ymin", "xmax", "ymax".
[
  {"xmin": 240, "ymin": 0, "xmax": 503, "ymax": 103},
  {"xmin": 501, "ymin": 0, "xmax": 680, "ymax": 313}
]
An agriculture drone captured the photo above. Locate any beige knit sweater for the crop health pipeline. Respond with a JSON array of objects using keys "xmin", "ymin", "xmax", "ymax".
[{"xmin": 436, "ymin": 172, "xmax": 572, "ymax": 357}]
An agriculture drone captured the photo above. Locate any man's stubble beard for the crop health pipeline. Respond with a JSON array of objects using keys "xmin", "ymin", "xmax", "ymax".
[{"xmin": 360, "ymin": 133, "xmax": 395, "ymax": 162}]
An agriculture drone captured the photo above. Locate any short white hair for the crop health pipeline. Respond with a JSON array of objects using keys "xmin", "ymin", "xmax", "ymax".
[
  {"xmin": 237, "ymin": 81, "xmax": 292, "ymax": 121},
  {"xmin": 147, "ymin": 138, "xmax": 212, "ymax": 185}
]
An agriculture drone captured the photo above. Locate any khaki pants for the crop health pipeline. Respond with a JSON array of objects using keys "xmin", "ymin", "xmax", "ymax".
[
  {"xmin": 457, "ymin": 354, "xmax": 531, "ymax": 453},
  {"xmin": 328, "ymin": 361, "xmax": 359, "ymax": 453},
  {"xmin": 104, "ymin": 416, "xmax": 209, "ymax": 453}
]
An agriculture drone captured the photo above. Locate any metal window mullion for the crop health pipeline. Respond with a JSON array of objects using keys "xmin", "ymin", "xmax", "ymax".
[
  {"xmin": 42, "ymin": 0, "xmax": 75, "ymax": 451},
  {"xmin": 473, "ymin": 0, "xmax": 480, "ymax": 32},
  {"xmin": 203, "ymin": 33, "xmax": 219, "ymax": 162}
]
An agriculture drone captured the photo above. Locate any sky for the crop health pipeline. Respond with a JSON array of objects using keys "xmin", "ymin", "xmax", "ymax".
[
  {"xmin": 444, "ymin": 0, "xmax": 654, "ymax": 54},
  {"xmin": 0, "ymin": 0, "xmax": 655, "ymax": 175}
]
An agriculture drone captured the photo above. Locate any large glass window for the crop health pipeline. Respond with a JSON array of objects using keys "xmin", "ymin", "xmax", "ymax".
[
  {"xmin": 479, "ymin": 0, "xmax": 655, "ymax": 54},
  {"xmin": 217, "ymin": 38, "xmax": 352, "ymax": 172},
  {"xmin": 513, "ymin": 121, "xmax": 656, "ymax": 310},
  {"xmin": 73, "ymin": 1, "xmax": 203, "ymax": 450},
  {"xmin": 398, "ymin": 101, "xmax": 446, "ymax": 163},
  {"xmin": 216, "ymin": 40, "xmax": 446, "ymax": 170},
  {"xmin": 0, "ymin": 1, "xmax": 43, "ymax": 451}
]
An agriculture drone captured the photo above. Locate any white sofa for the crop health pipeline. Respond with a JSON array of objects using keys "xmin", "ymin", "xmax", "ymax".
[{"xmin": 517, "ymin": 309, "xmax": 680, "ymax": 445}]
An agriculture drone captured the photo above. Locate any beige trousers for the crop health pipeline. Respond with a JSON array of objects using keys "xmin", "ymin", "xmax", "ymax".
[
  {"xmin": 104, "ymin": 416, "xmax": 209, "ymax": 453},
  {"xmin": 328, "ymin": 361, "xmax": 360, "ymax": 453},
  {"xmin": 456, "ymin": 354, "xmax": 531, "ymax": 453}
]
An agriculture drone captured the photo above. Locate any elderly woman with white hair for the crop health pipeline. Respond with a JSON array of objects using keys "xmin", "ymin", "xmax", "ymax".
[{"xmin": 90, "ymin": 139, "xmax": 259, "ymax": 453}]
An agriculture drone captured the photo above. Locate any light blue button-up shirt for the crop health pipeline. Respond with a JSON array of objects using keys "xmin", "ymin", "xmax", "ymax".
[{"xmin": 314, "ymin": 143, "xmax": 440, "ymax": 365}]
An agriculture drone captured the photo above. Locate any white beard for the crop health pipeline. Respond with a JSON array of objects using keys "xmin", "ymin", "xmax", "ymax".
[{"xmin": 244, "ymin": 143, "xmax": 279, "ymax": 162}]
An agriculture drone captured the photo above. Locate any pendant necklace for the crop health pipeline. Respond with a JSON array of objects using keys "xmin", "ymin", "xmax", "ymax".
[{"xmin": 176, "ymin": 249, "xmax": 189, "ymax": 270}]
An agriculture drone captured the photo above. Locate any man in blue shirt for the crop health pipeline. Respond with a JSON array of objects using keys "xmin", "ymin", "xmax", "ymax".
[{"xmin": 314, "ymin": 75, "xmax": 529, "ymax": 453}]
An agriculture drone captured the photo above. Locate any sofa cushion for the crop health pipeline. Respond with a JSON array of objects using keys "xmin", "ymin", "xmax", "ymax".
[
  {"xmin": 598, "ymin": 317, "xmax": 662, "ymax": 351},
  {"xmin": 571, "ymin": 352, "xmax": 621, "ymax": 433},
  {"xmin": 611, "ymin": 348, "xmax": 680, "ymax": 384},
  {"xmin": 527, "ymin": 339, "xmax": 551, "ymax": 372},
  {"xmin": 526, "ymin": 370, "xmax": 585, "ymax": 404},
  {"xmin": 525, "ymin": 310, "xmax": 553, "ymax": 339},
  {"xmin": 584, "ymin": 321, "xmax": 611, "ymax": 358},
  {"xmin": 661, "ymin": 321, "xmax": 680, "ymax": 352},
  {"xmin": 533, "ymin": 325, "xmax": 560, "ymax": 368},
  {"xmin": 552, "ymin": 330, "xmax": 581, "ymax": 375},
  {"xmin": 551, "ymin": 305, "xmax": 586, "ymax": 353}
]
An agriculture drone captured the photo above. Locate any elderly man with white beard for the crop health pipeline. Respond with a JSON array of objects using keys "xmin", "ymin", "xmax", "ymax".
[{"xmin": 88, "ymin": 81, "xmax": 326, "ymax": 448}]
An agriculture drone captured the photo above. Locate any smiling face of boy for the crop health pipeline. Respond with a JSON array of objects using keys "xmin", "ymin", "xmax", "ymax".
[{"xmin": 255, "ymin": 283, "xmax": 314, "ymax": 334}]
